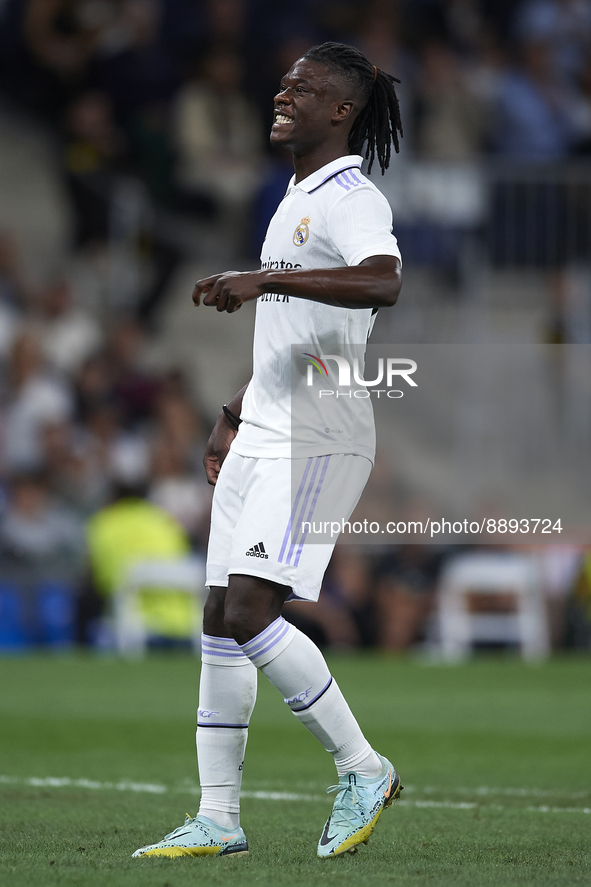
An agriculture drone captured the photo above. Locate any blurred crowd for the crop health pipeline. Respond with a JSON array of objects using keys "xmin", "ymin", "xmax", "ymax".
[
  {"xmin": 1, "ymin": 0, "xmax": 591, "ymax": 172},
  {"xmin": 0, "ymin": 0, "xmax": 590, "ymax": 651}
]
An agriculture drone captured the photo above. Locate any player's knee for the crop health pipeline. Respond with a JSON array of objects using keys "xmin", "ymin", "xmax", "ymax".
[
  {"xmin": 223, "ymin": 584, "xmax": 271, "ymax": 644},
  {"xmin": 223, "ymin": 601, "xmax": 258, "ymax": 646},
  {"xmin": 223, "ymin": 575, "xmax": 290, "ymax": 644},
  {"xmin": 202, "ymin": 588, "xmax": 227, "ymax": 637}
]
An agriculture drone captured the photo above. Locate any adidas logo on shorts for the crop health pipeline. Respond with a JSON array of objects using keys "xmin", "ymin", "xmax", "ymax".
[{"xmin": 246, "ymin": 542, "xmax": 269, "ymax": 559}]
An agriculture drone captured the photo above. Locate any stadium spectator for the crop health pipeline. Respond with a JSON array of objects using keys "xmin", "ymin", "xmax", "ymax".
[
  {"xmin": 170, "ymin": 43, "xmax": 264, "ymax": 252},
  {"xmin": 414, "ymin": 41, "xmax": 486, "ymax": 161},
  {"xmin": 83, "ymin": 402, "xmax": 150, "ymax": 493},
  {"xmin": 284, "ymin": 547, "xmax": 376, "ymax": 649},
  {"xmin": 372, "ymin": 544, "xmax": 446, "ymax": 650},
  {"xmin": 90, "ymin": 0, "xmax": 178, "ymax": 126},
  {"xmin": 480, "ymin": 0, "xmax": 519, "ymax": 43},
  {"xmin": 0, "ymin": 467, "xmax": 87, "ymax": 646},
  {"xmin": 354, "ymin": 2, "xmax": 416, "ymax": 155},
  {"xmin": 443, "ymin": 0, "xmax": 486, "ymax": 56},
  {"xmin": 462, "ymin": 31, "xmax": 508, "ymax": 117},
  {"xmin": 535, "ymin": 543, "xmax": 585, "ymax": 648},
  {"xmin": 0, "ymin": 469, "xmax": 86, "ymax": 583},
  {"xmin": 107, "ymin": 317, "xmax": 160, "ymax": 428},
  {"xmin": 86, "ymin": 481, "xmax": 195, "ymax": 641},
  {"xmin": 1, "ymin": 329, "xmax": 73, "ymax": 473},
  {"xmin": 22, "ymin": 0, "xmax": 112, "ymax": 119},
  {"xmin": 74, "ymin": 352, "xmax": 115, "ymax": 424},
  {"xmin": 151, "ymin": 371, "xmax": 205, "ymax": 468},
  {"xmin": 0, "ymin": 231, "xmax": 29, "ymax": 362},
  {"xmin": 148, "ymin": 435, "xmax": 211, "ymax": 548},
  {"xmin": 40, "ymin": 419, "xmax": 106, "ymax": 518},
  {"xmin": 491, "ymin": 37, "xmax": 586, "ymax": 159},
  {"xmin": 564, "ymin": 547, "xmax": 591, "ymax": 648},
  {"xmin": 62, "ymin": 90, "xmax": 130, "ymax": 248},
  {"xmin": 35, "ymin": 277, "xmax": 103, "ymax": 374},
  {"xmin": 202, "ymin": 0, "xmax": 249, "ymax": 45},
  {"xmin": 62, "ymin": 89, "xmax": 182, "ymax": 323},
  {"xmin": 572, "ymin": 53, "xmax": 591, "ymax": 152},
  {"xmin": 513, "ymin": 0, "xmax": 591, "ymax": 85},
  {"xmin": 0, "ymin": 230, "xmax": 29, "ymax": 312}
]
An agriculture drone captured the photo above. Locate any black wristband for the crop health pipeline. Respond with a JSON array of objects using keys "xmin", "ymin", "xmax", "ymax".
[{"xmin": 222, "ymin": 404, "xmax": 242, "ymax": 430}]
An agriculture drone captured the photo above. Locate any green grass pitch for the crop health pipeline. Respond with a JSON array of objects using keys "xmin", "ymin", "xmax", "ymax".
[{"xmin": 1, "ymin": 652, "xmax": 590, "ymax": 887}]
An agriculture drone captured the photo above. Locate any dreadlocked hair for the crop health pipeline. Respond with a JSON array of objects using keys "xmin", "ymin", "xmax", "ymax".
[{"xmin": 302, "ymin": 42, "xmax": 403, "ymax": 175}]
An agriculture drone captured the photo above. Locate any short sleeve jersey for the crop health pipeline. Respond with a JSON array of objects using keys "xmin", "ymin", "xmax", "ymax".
[{"xmin": 231, "ymin": 155, "xmax": 402, "ymax": 464}]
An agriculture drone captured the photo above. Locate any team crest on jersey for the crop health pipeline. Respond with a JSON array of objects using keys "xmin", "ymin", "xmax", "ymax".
[{"xmin": 293, "ymin": 216, "xmax": 310, "ymax": 246}]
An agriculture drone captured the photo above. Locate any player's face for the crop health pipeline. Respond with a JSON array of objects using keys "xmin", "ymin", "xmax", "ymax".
[{"xmin": 270, "ymin": 59, "xmax": 344, "ymax": 154}]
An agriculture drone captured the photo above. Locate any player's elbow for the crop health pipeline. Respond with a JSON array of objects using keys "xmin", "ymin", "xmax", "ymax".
[
  {"xmin": 378, "ymin": 264, "xmax": 402, "ymax": 307},
  {"xmin": 361, "ymin": 256, "xmax": 402, "ymax": 307}
]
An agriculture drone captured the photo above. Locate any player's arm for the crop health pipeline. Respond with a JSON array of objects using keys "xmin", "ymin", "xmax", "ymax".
[
  {"xmin": 203, "ymin": 384, "xmax": 248, "ymax": 485},
  {"xmin": 192, "ymin": 255, "xmax": 401, "ymax": 313}
]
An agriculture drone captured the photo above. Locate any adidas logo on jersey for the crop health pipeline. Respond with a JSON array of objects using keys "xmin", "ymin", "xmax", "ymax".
[{"xmin": 246, "ymin": 542, "xmax": 269, "ymax": 559}]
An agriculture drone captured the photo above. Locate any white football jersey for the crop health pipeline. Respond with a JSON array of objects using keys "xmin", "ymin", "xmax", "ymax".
[{"xmin": 232, "ymin": 155, "xmax": 402, "ymax": 463}]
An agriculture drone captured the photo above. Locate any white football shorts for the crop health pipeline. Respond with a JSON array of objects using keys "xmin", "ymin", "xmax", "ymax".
[{"xmin": 206, "ymin": 450, "xmax": 372, "ymax": 601}]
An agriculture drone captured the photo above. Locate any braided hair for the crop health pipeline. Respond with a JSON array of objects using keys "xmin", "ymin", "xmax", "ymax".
[{"xmin": 302, "ymin": 42, "xmax": 403, "ymax": 175}]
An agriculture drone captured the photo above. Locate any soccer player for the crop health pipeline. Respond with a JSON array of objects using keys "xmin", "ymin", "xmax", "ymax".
[{"xmin": 133, "ymin": 41, "xmax": 403, "ymax": 861}]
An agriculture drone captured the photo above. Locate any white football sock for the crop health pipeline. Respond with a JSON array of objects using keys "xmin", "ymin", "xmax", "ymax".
[
  {"xmin": 240, "ymin": 617, "xmax": 382, "ymax": 779},
  {"xmin": 196, "ymin": 634, "xmax": 257, "ymax": 828}
]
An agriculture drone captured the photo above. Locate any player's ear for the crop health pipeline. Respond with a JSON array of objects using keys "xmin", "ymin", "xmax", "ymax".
[{"xmin": 332, "ymin": 100, "xmax": 354, "ymax": 123}]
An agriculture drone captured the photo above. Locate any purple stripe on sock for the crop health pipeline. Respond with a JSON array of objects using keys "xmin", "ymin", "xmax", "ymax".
[
  {"xmin": 241, "ymin": 618, "xmax": 290, "ymax": 660},
  {"xmin": 202, "ymin": 643, "xmax": 244, "ymax": 653},
  {"xmin": 286, "ymin": 457, "xmax": 323, "ymax": 566},
  {"xmin": 202, "ymin": 640, "xmax": 239, "ymax": 647},
  {"xmin": 201, "ymin": 649, "xmax": 246, "ymax": 658},
  {"xmin": 201, "ymin": 640, "xmax": 245, "ymax": 653},
  {"xmin": 293, "ymin": 456, "xmax": 331, "ymax": 567},
  {"xmin": 197, "ymin": 722, "xmax": 249, "ymax": 728},
  {"xmin": 201, "ymin": 634, "xmax": 240, "ymax": 653},
  {"xmin": 278, "ymin": 458, "xmax": 313, "ymax": 564},
  {"xmin": 243, "ymin": 623, "xmax": 291, "ymax": 663},
  {"xmin": 239, "ymin": 617, "xmax": 283, "ymax": 657},
  {"xmin": 202, "ymin": 639, "xmax": 243, "ymax": 649},
  {"xmin": 240, "ymin": 616, "xmax": 283, "ymax": 654},
  {"xmin": 290, "ymin": 677, "xmax": 333, "ymax": 712}
]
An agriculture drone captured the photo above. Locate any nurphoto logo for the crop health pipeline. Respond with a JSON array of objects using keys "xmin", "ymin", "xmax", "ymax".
[{"xmin": 302, "ymin": 352, "xmax": 417, "ymax": 399}]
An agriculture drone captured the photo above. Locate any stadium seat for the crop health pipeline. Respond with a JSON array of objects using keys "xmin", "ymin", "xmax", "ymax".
[
  {"xmin": 36, "ymin": 581, "xmax": 77, "ymax": 648},
  {"xmin": 112, "ymin": 556, "xmax": 205, "ymax": 655},
  {"xmin": 436, "ymin": 552, "xmax": 550, "ymax": 660},
  {"xmin": 0, "ymin": 584, "xmax": 29, "ymax": 650}
]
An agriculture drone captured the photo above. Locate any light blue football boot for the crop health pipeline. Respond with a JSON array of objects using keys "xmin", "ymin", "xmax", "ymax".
[
  {"xmin": 317, "ymin": 753, "xmax": 402, "ymax": 858},
  {"xmin": 132, "ymin": 814, "xmax": 248, "ymax": 858}
]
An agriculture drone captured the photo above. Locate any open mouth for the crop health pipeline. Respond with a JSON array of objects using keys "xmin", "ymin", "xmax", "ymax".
[{"xmin": 273, "ymin": 112, "xmax": 293, "ymax": 126}]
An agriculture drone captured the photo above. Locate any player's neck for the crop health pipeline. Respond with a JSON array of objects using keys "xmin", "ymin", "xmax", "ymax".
[{"xmin": 292, "ymin": 140, "xmax": 351, "ymax": 184}]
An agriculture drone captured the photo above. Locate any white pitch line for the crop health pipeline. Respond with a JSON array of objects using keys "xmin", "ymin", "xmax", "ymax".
[
  {"xmin": 401, "ymin": 800, "xmax": 477, "ymax": 810},
  {"xmin": 416, "ymin": 785, "xmax": 591, "ymax": 800},
  {"xmin": 398, "ymin": 799, "xmax": 591, "ymax": 815},
  {"xmin": 0, "ymin": 776, "xmax": 589, "ymax": 815},
  {"xmin": 241, "ymin": 790, "xmax": 323, "ymax": 802},
  {"xmin": 0, "ymin": 775, "xmax": 167, "ymax": 793},
  {"xmin": 526, "ymin": 805, "xmax": 591, "ymax": 815}
]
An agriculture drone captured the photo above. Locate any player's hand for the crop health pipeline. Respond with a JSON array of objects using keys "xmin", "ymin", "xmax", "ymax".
[
  {"xmin": 192, "ymin": 271, "xmax": 266, "ymax": 313},
  {"xmin": 203, "ymin": 415, "xmax": 238, "ymax": 485}
]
